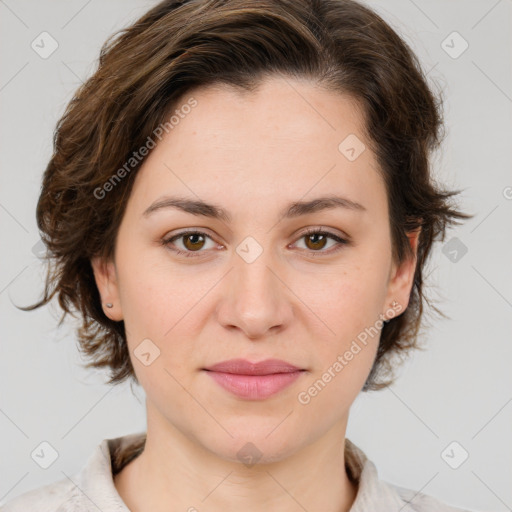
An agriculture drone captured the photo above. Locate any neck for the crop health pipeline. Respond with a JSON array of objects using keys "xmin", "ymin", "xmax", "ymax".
[{"xmin": 114, "ymin": 405, "xmax": 358, "ymax": 512}]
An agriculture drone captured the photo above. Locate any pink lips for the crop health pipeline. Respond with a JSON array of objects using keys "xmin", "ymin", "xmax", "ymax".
[{"xmin": 203, "ymin": 358, "xmax": 305, "ymax": 400}]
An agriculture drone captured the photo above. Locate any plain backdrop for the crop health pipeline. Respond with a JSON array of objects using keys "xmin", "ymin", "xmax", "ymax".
[{"xmin": 1, "ymin": 1, "xmax": 511, "ymax": 511}]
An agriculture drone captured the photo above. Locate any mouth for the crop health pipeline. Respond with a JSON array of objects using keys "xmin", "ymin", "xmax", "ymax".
[
  {"xmin": 203, "ymin": 358, "xmax": 304, "ymax": 375},
  {"xmin": 202, "ymin": 359, "xmax": 306, "ymax": 400}
]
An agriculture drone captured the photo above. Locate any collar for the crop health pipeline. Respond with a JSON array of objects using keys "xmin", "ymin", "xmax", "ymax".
[{"xmin": 67, "ymin": 432, "xmax": 459, "ymax": 511}]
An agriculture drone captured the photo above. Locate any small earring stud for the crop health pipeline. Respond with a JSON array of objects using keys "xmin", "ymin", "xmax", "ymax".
[{"xmin": 105, "ymin": 303, "xmax": 113, "ymax": 308}]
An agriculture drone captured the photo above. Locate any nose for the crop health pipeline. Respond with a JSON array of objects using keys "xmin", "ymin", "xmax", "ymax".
[{"xmin": 215, "ymin": 246, "xmax": 293, "ymax": 340}]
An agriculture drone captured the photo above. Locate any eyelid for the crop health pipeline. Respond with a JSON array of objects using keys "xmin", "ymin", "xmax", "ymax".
[
  {"xmin": 296, "ymin": 226, "xmax": 350, "ymax": 243},
  {"xmin": 162, "ymin": 229, "xmax": 222, "ymax": 258},
  {"xmin": 290, "ymin": 227, "xmax": 349, "ymax": 257}
]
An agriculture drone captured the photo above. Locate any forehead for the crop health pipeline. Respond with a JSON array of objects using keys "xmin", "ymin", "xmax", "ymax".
[
  {"xmin": 177, "ymin": 76, "xmax": 369, "ymax": 148},
  {"xmin": 126, "ymin": 76, "xmax": 386, "ymax": 223}
]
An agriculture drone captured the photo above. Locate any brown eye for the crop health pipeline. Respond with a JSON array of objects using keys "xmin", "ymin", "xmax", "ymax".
[
  {"xmin": 304, "ymin": 232, "xmax": 328, "ymax": 251},
  {"xmin": 182, "ymin": 233, "xmax": 206, "ymax": 251},
  {"xmin": 293, "ymin": 228, "xmax": 349, "ymax": 256},
  {"xmin": 163, "ymin": 230, "xmax": 217, "ymax": 258}
]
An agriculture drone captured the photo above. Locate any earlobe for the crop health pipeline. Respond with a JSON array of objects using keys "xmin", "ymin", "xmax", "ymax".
[
  {"xmin": 383, "ymin": 228, "xmax": 421, "ymax": 319},
  {"xmin": 90, "ymin": 256, "xmax": 123, "ymax": 321}
]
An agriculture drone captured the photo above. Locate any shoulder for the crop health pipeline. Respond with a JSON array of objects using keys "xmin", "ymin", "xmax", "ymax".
[
  {"xmin": 344, "ymin": 438, "xmax": 472, "ymax": 512},
  {"xmin": 1, "ymin": 432, "xmax": 145, "ymax": 512},
  {"xmin": 0, "ymin": 477, "xmax": 78, "ymax": 512},
  {"xmin": 389, "ymin": 482, "xmax": 473, "ymax": 512}
]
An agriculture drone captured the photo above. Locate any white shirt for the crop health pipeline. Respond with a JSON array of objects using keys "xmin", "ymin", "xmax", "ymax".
[{"xmin": 1, "ymin": 432, "xmax": 471, "ymax": 511}]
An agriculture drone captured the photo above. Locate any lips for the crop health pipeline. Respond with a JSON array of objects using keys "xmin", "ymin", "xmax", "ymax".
[
  {"xmin": 203, "ymin": 359, "xmax": 305, "ymax": 400},
  {"xmin": 203, "ymin": 358, "xmax": 303, "ymax": 375}
]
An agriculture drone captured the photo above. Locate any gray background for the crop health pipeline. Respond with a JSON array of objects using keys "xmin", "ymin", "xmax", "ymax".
[{"xmin": 1, "ymin": 1, "xmax": 511, "ymax": 510}]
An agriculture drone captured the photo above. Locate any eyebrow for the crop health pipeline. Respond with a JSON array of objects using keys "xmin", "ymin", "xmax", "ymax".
[{"xmin": 142, "ymin": 194, "xmax": 366, "ymax": 222}]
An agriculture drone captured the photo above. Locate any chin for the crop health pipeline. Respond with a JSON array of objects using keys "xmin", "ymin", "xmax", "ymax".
[
  {"xmin": 214, "ymin": 438, "xmax": 301, "ymax": 467},
  {"xmin": 196, "ymin": 418, "xmax": 312, "ymax": 466}
]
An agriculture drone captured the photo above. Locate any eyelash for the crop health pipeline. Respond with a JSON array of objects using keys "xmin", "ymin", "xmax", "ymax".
[{"xmin": 161, "ymin": 228, "xmax": 349, "ymax": 259}]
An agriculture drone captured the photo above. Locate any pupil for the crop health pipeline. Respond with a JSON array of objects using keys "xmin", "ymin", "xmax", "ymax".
[
  {"xmin": 308, "ymin": 233, "xmax": 326, "ymax": 249},
  {"xmin": 186, "ymin": 234, "xmax": 203, "ymax": 249}
]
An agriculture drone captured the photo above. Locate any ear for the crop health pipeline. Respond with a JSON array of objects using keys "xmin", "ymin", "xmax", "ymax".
[
  {"xmin": 383, "ymin": 228, "xmax": 421, "ymax": 319},
  {"xmin": 90, "ymin": 256, "xmax": 123, "ymax": 321}
]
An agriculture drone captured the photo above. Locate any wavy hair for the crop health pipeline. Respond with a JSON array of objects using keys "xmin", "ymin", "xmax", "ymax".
[{"xmin": 19, "ymin": 0, "xmax": 472, "ymax": 390}]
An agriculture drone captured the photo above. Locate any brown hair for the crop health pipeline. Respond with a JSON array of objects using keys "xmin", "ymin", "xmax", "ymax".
[{"xmin": 19, "ymin": 0, "xmax": 472, "ymax": 391}]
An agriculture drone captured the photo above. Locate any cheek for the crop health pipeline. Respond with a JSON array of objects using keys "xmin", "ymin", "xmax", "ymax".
[
  {"xmin": 117, "ymin": 248, "xmax": 197, "ymax": 336},
  {"xmin": 116, "ymin": 254, "xmax": 217, "ymax": 378},
  {"xmin": 291, "ymin": 254, "xmax": 388, "ymax": 385},
  {"xmin": 294, "ymin": 257, "xmax": 389, "ymax": 332},
  {"xmin": 295, "ymin": 268, "xmax": 384, "ymax": 413}
]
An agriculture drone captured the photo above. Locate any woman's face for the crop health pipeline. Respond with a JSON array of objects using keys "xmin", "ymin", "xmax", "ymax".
[{"xmin": 92, "ymin": 76, "xmax": 418, "ymax": 463}]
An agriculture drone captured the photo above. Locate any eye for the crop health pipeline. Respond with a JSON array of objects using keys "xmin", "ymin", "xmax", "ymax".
[
  {"xmin": 162, "ymin": 227, "xmax": 349, "ymax": 259},
  {"xmin": 162, "ymin": 230, "xmax": 219, "ymax": 258},
  {"xmin": 291, "ymin": 227, "xmax": 349, "ymax": 256}
]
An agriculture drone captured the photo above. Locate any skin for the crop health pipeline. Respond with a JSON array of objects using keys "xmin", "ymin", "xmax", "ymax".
[{"xmin": 91, "ymin": 75, "xmax": 420, "ymax": 512}]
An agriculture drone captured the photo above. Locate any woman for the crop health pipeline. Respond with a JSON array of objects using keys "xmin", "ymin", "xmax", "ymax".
[{"xmin": 6, "ymin": 0, "xmax": 472, "ymax": 510}]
